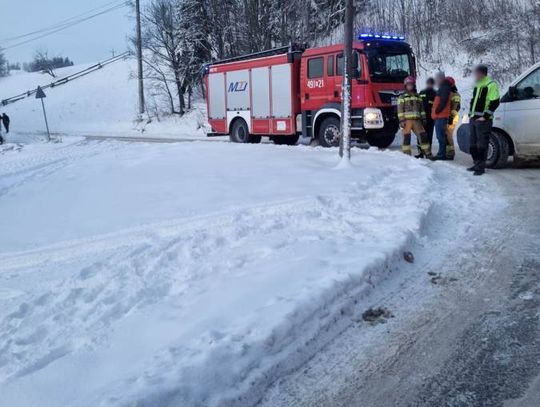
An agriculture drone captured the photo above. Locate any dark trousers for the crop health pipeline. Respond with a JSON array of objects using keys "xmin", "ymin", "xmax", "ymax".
[
  {"xmin": 424, "ymin": 118, "xmax": 434, "ymax": 147},
  {"xmin": 435, "ymin": 118, "xmax": 448, "ymax": 158},
  {"xmin": 470, "ymin": 119, "xmax": 492, "ymax": 170}
]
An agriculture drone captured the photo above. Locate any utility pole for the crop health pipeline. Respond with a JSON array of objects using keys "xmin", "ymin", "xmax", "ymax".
[
  {"xmin": 135, "ymin": 0, "xmax": 145, "ymax": 115},
  {"xmin": 339, "ymin": 0, "xmax": 354, "ymax": 160}
]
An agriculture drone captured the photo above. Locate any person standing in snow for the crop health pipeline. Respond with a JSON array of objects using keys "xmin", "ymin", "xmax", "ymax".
[
  {"xmin": 468, "ymin": 65, "xmax": 500, "ymax": 176},
  {"xmin": 419, "ymin": 77, "xmax": 436, "ymax": 156},
  {"xmin": 397, "ymin": 76, "xmax": 431, "ymax": 158},
  {"xmin": 431, "ymin": 72, "xmax": 452, "ymax": 160},
  {"xmin": 445, "ymin": 77, "xmax": 461, "ymax": 160},
  {"xmin": 2, "ymin": 113, "xmax": 10, "ymax": 134}
]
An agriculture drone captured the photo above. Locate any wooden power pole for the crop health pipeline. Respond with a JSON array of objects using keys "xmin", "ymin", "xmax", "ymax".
[
  {"xmin": 135, "ymin": 0, "xmax": 145, "ymax": 115},
  {"xmin": 339, "ymin": 0, "xmax": 354, "ymax": 160}
]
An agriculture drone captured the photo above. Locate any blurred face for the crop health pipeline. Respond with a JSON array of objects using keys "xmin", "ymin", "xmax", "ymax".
[
  {"xmin": 474, "ymin": 69, "xmax": 485, "ymax": 82},
  {"xmin": 426, "ymin": 81, "xmax": 434, "ymax": 89},
  {"xmin": 436, "ymin": 76, "xmax": 445, "ymax": 87},
  {"xmin": 406, "ymin": 83, "xmax": 415, "ymax": 92}
]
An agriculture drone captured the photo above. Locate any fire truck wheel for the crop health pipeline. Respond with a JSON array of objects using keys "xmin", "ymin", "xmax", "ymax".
[
  {"xmin": 366, "ymin": 132, "xmax": 396, "ymax": 149},
  {"xmin": 272, "ymin": 135, "xmax": 300, "ymax": 146},
  {"xmin": 318, "ymin": 117, "xmax": 341, "ymax": 148},
  {"xmin": 230, "ymin": 119, "xmax": 258, "ymax": 143}
]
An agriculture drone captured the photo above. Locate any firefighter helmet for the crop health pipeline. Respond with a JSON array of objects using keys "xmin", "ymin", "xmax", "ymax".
[
  {"xmin": 404, "ymin": 76, "xmax": 416, "ymax": 85},
  {"xmin": 447, "ymin": 76, "xmax": 456, "ymax": 87}
]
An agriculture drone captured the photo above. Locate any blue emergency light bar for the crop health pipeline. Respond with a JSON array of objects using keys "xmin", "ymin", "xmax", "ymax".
[{"xmin": 359, "ymin": 33, "xmax": 405, "ymax": 41}]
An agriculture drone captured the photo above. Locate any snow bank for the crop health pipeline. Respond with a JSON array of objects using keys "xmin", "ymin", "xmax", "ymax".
[
  {"xmin": 0, "ymin": 59, "xmax": 208, "ymax": 139},
  {"xmin": 0, "ymin": 141, "xmax": 434, "ymax": 406}
]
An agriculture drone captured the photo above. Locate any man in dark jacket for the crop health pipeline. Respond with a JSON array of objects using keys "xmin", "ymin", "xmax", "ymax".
[
  {"xmin": 419, "ymin": 77, "xmax": 436, "ymax": 157},
  {"xmin": 431, "ymin": 72, "xmax": 452, "ymax": 160},
  {"xmin": 2, "ymin": 114, "xmax": 10, "ymax": 133}
]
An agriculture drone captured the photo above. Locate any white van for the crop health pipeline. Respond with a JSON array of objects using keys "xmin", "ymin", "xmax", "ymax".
[{"xmin": 458, "ymin": 62, "xmax": 540, "ymax": 168}]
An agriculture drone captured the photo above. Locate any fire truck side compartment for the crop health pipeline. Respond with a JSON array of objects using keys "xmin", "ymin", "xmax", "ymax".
[
  {"xmin": 270, "ymin": 64, "xmax": 294, "ymax": 134},
  {"xmin": 208, "ymin": 73, "xmax": 226, "ymax": 120}
]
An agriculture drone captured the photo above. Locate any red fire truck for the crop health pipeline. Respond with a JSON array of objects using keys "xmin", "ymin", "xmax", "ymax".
[{"xmin": 204, "ymin": 34, "xmax": 415, "ymax": 148}]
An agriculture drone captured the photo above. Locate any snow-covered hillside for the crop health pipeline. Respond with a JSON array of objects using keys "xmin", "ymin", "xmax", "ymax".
[{"xmin": 0, "ymin": 58, "xmax": 207, "ymax": 138}]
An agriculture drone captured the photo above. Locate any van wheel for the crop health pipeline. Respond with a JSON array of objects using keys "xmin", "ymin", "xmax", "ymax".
[
  {"xmin": 492, "ymin": 132, "xmax": 509, "ymax": 169},
  {"xmin": 318, "ymin": 117, "xmax": 341, "ymax": 147},
  {"xmin": 272, "ymin": 135, "xmax": 300, "ymax": 145},
  {"xmin": 486, "ymin": 132, "xmax": 509, "ymax": 169},
  {"xmin": 230, "ymin": 119, "xmax": 260, "ymax": 143}
]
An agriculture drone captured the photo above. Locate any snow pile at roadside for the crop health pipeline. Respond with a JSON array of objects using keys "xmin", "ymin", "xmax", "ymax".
[
  {"xmin": 0, "ymin": 141, "xmax": 433, "ymax": 407},
  {"xmin": 0, "ymin": 59, "xmax": 208, "ymax": 139}
]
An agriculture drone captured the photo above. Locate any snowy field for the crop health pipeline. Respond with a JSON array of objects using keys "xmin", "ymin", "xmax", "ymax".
[
  {"xmin": 0, "ymin": 138, "xmax": 500, "ymax": 407},
  {"xmin": 0, "ymin": 59, "xmax": 208, "ymax": 139}
]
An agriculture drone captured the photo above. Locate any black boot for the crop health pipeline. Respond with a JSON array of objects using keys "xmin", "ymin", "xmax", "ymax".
[
  {"xmin": 414, "ymin": 152, "xmax": 424, "ymax": 159},
  {"xmin": 467, "ymin": 163, "xmax": 478, "ymax": 171},
  {"xmin": 473, "ymin": 169, "xmax": 485, "ymax": 176},
  {"xmin": 430, "ymin": 155, "xmax": 445, "ymax": 161}
]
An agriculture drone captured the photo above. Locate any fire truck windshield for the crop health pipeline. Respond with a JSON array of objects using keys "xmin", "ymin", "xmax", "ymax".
[{"xmin": 366, "ymin": 49, "xmax": 413, "ymax": 83}]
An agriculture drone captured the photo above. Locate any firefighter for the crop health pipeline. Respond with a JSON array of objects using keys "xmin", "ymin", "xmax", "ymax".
[
  {"xmin": 397, "ymin": 76, "xmax": 431, "ymax": 157},
  {"xmin": 419, "ymin": 77, "xmax": 436, "ymax": 156},
  {"xmin": 468, "ymin": 65, "xmax": 500, "ymax": 175},
  {"xmin": 446, "ymin": 77, "xmax": 460, "ymax": 160},
  {"xmin": 431, "ymin": 72, "xmax": 452, "ymax": 160}
]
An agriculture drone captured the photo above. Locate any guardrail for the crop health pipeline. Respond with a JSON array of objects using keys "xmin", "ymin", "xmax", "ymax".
[{"xmin": 1, "ymin": 51, "xmax": 131, "ymax": 106}]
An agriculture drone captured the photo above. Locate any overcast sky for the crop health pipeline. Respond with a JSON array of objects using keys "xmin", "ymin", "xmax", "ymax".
[{"xmin": 0, "ymin": 0, "xmax": 141, "ymax": 64}]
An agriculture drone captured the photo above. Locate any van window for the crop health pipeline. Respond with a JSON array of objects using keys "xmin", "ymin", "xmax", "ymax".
[
  {"xmin": 515, "ymin": 68, "xmax": 540, "ymax": 100},
  {"xmin": 308, "ymin": 57, "xmax": 324, "ymax": 79},
  {"xmin": 327, "ymin": 55, "xmax": 335, "ymax": 77}
]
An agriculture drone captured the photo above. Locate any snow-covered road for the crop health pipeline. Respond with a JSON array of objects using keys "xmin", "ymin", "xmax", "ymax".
[
  {"xmin": 259, "ymin": 155, "xmax": 540, "ymax": 407},
  {"xmin": 0, "ymin": 140, "xmax": 503, "ymax": 406}
]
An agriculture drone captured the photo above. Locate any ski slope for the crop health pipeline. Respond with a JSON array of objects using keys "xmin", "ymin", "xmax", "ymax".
[
  {"xmin": 0, "ymin": 138, "xmax": 501, "ymax": 407},
  {"xmin": 0, "ymin": 59, "xmax": 208, "ymax": 139}
]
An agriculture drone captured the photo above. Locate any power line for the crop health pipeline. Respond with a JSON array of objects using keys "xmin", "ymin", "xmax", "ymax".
[{"xmin": 1, "ymin": 1, "xmax": 129, "ymax": 50}]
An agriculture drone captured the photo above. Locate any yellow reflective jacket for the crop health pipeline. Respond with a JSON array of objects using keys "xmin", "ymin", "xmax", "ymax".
[
  {"xmin": 450, "ymin": 91, "xmax": 461, "ymax": 121},
  {"xmin": 397, "ymin": 91, "xmax": 426, "ymax": 121}
]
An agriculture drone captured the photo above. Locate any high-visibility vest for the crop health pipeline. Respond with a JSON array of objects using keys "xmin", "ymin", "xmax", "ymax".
[{"xmin": 470, "ymin": 76, "xmax": 500, "ymax": 119}]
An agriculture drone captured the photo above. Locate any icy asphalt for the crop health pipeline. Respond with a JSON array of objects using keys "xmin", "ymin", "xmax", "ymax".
[{"xmin": 259, "ymin": 152, "xmax": 540, "ymax": 407}]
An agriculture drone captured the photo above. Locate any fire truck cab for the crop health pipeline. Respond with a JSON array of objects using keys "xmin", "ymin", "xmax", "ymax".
[{"xmin": 204, "ymin": 34, "xmax": 415, "ymax": 148}]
